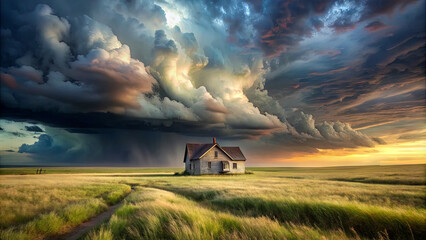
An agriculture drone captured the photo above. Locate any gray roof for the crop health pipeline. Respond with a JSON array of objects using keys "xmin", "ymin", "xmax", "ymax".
[{"xmin": 184, "ymin": 143, "xmax": 246, "ymax": 162}]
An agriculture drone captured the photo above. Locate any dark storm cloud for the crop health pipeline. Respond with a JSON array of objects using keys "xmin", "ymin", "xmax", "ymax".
[
  {"xmin": 18, "ymin": 134, "xmax": 69, "ymax": 154},
  {"xmin": 265, "ymin": 0, "xmax": 425, "ymax": 131},
  {"xmin": 255, "ymin": 0, "xmax": 335, "ymax": 57},
  {"xmin": 311, "ymin": 18, "xmax": 324, "ymax": 31},
  {"xmin": 25, "ymin": 126, "xmax": 43, "ymax": 132},
  {"xmin": 194, "ymin": 0, "xmax": 418, "ymax": 57},
  {"xmin": 252, "ymin": 0, "xmax": 418, "ymax": 56},
  {"xmin": 329, "ymin": 16, "xmax": 358, "ymax": 33},
  {"xmin": 364, "ymin": 21, "xmax": 390, "ymax": 32},
  {"xmin": 2, "ymin": 0, "xmax": 424, "ymax": 166},
  {"xmin": 2, "ymin": 107, "xmax": 275, "ymax": 139},
  {"xmin": 154, "ymin": 30, "xmax": 178, "ymax": 53},
  {"xmin": 10, "ymin": 132, "xmax": 26, "ymax": 137},
  {"xmin": 0, "ymin": 3, "xmax": 156, "ymax": 113},
  {"xmin": 326, "ymin": 0, "xmax": 419, "ymax": 33},
  {"xmin": 360, "ymin": 0, "xmax": 419, "ymax": 20},
  {"xmin": 171, "ymin": 0, "xmax": 334, "ymax": 57},
  {"xmin": 10, "ymin": 124, "xmax": 208, "ymax": 167}
]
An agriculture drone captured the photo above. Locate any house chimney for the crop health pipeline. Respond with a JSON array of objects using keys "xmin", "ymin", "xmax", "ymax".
[{"xmin": 213, "ymin": 137, "xmax": 216, "ymax": 144}]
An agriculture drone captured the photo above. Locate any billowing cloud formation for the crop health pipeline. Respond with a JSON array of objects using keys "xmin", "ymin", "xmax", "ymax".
[
  {"xmin": 18, "ymin": 134, "xmax": 67, "ymax": 154},
  {"xmin": 1, "ymin": 4, "xmax": 156, "ymax": 113},
  {"xmin": 1, "ymin": 0, "xmax": 424, "ymax": 166},
  {"xmin": 180, "ymin": 0, "xmax": 418, "ymax": 57}
]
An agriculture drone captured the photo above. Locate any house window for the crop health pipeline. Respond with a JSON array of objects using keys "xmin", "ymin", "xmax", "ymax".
[
  {"xmin": 233, "ymin": 163, "xmax": 237, "ymax": 169},
  {"xmin": 189, "ymin": 163, "xmax": 192, "ymax": 170},
  {"xmin": 215, "ymin": 151, "xmax": 218, "ymax": 158},
  {"xmin": 208, "ymin": 162, "xmax": 211, "ymax": 169}
]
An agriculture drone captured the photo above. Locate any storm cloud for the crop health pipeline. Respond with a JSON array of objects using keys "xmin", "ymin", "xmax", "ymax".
[
  {"xmin": 25, "ymin": 126, "xmax": 44, "ymax": 132},
  {"xmin": 19, "ymin": 134, "xmax": 66, "ymax": 154},
  {"xmin": 1, "ymin": 0, "xmax": 424, "ymax": 166}
]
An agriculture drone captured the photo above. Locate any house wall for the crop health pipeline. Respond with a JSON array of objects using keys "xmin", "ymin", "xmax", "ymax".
[
  {"xmin": 192, "ymin": 159, "xmax": 200, "ymax": 175},
  {"xmin": 229, "ymin": 160, "xmax": 245, "ymax": 174},
  {"xmin": 199, "ymin": 146, "xmax": 245, "ymax": 174},
  {"xmin": 184, "ymin": 153, "xmax": 190, "ymax": 172}
]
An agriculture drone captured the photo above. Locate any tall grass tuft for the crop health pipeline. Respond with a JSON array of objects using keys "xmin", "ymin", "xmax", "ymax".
[
  {"xmin": 62, "ymin": 198, "xmax": 107, "ymax": 225},
  {"xmin": 85, "ymin": 226, "xmax": 114, "ymax": 240},
  {"xmin": 86, "ymin": 187, "xmax": 352, "ymax": 240},
  {"xmin": 103, "ymin": 185, "xmax": 132, "ymax": 205},
  {"xmin": 27, "ymin": 213, "xmax": 64, "ymax": 235},
  {"xmin": 0, "ymin": 182, "xmax": 131, "ymax": 239},
  {"xmin": 209, "ymin": 197, "xmax": 426, "ymax": 239}
]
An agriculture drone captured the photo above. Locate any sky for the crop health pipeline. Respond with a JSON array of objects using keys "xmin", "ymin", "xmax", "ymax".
[{"xmin": 0, "ymin": 0, "xmax": 425, "ymax": 167}]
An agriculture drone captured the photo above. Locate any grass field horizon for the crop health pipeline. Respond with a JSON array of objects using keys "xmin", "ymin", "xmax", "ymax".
[{"xmin": 0, "ymin": 164, "xmax": 424, "ymax": 239}]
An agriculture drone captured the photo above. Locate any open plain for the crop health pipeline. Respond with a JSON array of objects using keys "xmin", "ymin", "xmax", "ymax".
[{"xmin": 0, "ymin": 165, "xmax": 424, "ymax": 240}]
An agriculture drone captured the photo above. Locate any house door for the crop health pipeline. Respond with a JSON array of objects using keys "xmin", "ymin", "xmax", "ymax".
[{"xmin": 222, "ymin": 161, "xmax": 230, "ymax": 172}]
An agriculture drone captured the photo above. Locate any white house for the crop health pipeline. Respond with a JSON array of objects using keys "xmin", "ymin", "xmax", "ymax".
[{"xmin": 183, "ymin": 138, "xmax": 246, "ymax": 175}]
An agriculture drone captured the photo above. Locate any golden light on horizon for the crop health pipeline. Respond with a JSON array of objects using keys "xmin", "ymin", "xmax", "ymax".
[{"xmin": 254, "ymin": 140, "xmax": 426, "ymax": 167}]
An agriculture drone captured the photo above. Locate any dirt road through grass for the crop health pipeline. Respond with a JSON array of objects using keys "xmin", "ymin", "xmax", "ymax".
[{"xmin": 60, "ymin": 188, "xmax": 133, "ymax": 240}]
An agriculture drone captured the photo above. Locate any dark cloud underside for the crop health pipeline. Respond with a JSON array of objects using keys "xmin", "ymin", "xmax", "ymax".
[{"xmin": 0, "ymin": 0, "xmax": 424, "ymax": 166}]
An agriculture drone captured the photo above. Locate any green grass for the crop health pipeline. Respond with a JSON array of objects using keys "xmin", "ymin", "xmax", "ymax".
[
  {"xmin": 1, "ymin": 200, "xmax": 107, "ymax": 240},
  {"xmin": 144, "ymin": 177, "xmax": 425, "ymax": 239},
  {"xmin": 0, "ymin": 167, "xmax": 182, "ymax": 175},
  {"xmin": 248, "ymin": 164, "xmax": 426, "ymax": 185},
  {"xmin": 1, "ymin": 164, "xmax": 424, "ymax": 239},
  {"xmin": 86, "ymin": 226, "xmax": 114, "ymax": 240},
  {"xmin": 0, "ymin": 176, "xmax": 131, "ymax": 239},
  {"xmin": 0, "ymin": 182, "xmax": 130, "ymax": 228},
  {"xmin": 209, "ymin": 197, "xmax": 425, "ymax": 239},
  {"xmin": 328, "ymin": 177, "xmax": 425, "ymax": 185},
  {"xmin": 86, "ymin": 187, "xmax": 352, "ymax": 240}
]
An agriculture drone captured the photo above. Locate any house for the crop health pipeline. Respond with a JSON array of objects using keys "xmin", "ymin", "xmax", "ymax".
[{"xmin": 183, "ymin": 138, "xmax": 246, "ymax": 175}]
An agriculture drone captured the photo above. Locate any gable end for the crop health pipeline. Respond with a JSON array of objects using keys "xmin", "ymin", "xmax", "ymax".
[{"xmin": 199, "ymin": 144, "xmax": 234, "ymax": 161}]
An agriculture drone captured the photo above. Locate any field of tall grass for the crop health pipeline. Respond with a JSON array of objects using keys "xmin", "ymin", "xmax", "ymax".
[
  {"xmin": 86, "ymin": 187, "xmax": 352, "ymax": 240},
  {"xmin": 0, "ymin": 167, "xmax": 181, "ymax": 175},
  {"xmin": 249, "ymin": 164, "xmax": 425, "ymax": 185},
  {"xmin": 0, "ymin": 175, "xmax": 131, "ymax": 239},
  {"xmin": 0, "ymin": 164, "xmax": 424, "ymax": 239}
]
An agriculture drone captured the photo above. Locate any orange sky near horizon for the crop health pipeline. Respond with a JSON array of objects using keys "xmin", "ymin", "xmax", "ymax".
[{"xmin": 249, "ymin": 140, "xmax": 426, "ymax": 167}]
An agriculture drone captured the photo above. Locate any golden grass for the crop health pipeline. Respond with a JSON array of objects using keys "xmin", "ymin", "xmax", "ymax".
[
  {"xmin": 136, "ymin": 168, "xmax": 425, "ymax": 239},
  {"xmin": 0, "ymin": 175, "xmax": 131, "ymax": 239},
  {"xmin": 87, "ymin": 187, "xmax": 352, "ymax": 240},
  {"xmin": 0, "ymin": 165, "xmax": 424, "ymax": 239},
  {"xmin": 248, "ymin": 164, "xmax": 426, "ymax": 185},
  {"xmin": 145, "ymin": 175, "xmax": 425, "ymax": 209}
]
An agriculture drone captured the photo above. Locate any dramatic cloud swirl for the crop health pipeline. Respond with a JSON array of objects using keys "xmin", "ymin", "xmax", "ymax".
[{"xmin": 0, "ymin": 0, "xmax": 424, "ymax": 166}]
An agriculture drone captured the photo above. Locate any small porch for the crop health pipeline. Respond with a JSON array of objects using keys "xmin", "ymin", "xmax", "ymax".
[{"xmin": 221, "ymin": 161, "xmax": 230, "ymax": 173}]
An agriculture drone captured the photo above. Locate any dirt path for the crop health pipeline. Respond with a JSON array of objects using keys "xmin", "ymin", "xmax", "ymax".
[{"xmin": 60, "ymin": 189, "xmax": 133, "ymax": 240}]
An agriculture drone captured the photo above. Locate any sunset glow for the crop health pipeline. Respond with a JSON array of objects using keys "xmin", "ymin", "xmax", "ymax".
[{"xmin": 268, "ymin": 141, "xmax": 426, "ymax": 167}]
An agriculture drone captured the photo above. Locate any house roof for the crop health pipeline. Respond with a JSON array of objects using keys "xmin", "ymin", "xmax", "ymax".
[
  {"xmin": 190, "ymin": 143, "xmax": 215, "ymax": 159},
  {"xmin": 222, "ymin": 147, "xmax": 246, "ymax": 160},
  {"xmin": 184, "ymin": 143, "xmax": 246, "ymax": 162}
]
